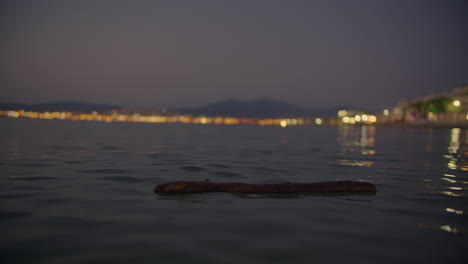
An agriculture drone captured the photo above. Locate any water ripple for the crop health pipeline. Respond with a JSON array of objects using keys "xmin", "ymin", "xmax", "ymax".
[
  {"xmin": 210, "ymin": 171, "xmax": 241, "ymax": 177},
  {"xmin": 180, "ymin": 166, "xmax": 206, "ymax": 172},
  {"xmin": 11, "ymin": 176, "xmax": 56, "ymax": 181},
  {"xmin": 65, "ymin": 160, "xmax": 87, "ymax": 164},
  {"xmin": 99, "ymin": 176, "xmax": 142, "ymax": 183},
  {"xmin": 19, "ymin": 163, "xmax": 56, "ymax": 168},
  {"xmin": 0, "ymin": 209, "xmax": 32, "ymax": 220},
  {"xmin": 207, "ymin": 163, "xmax": 231, "ymax": 169},
  {"xmin": 79, "ymin": 169, "xmax": 128, "ymax": 174}
]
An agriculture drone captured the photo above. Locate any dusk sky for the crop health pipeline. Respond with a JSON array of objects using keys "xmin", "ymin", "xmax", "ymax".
[{"xmin": 0, "ymin": 0, "xmax": 466, "ymax": 110}]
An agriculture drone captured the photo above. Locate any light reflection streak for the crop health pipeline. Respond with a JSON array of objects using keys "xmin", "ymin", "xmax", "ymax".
[
  {"xmin": 446, "ymin": 208, "xmax": 464, "ymax": 215},
  {"xmin": 338, "ymin": 160, "xmax": 374, "ymax": 167},
  {"xmin": 417, "ymin": 222, "xmax": 465, "ymax": 235},
  {"xmin": 446, "ymin": 128, "xmax": 460, "ymax": 170},
  {"xmin": 447, "ymin": 160, "xmax": 457, "ymax": 170},
  {"xmin": 461, "ymin": 165, "xmax": 468, "ymax": 171},
  {"xmin": 442, "ymin": 128, "xmax": 468, "ymax": 172},
  {"xmin": 337, "ymin": 125, "xmax": 376, "ymax": 167},
  {"xmin": 337, "ymin": 125, "xmax": 376, "ymax": 155},
  {"xmin": 438, "ymin": 128, "xmax": 468, "ymax": 215},
  {"xmin": 442, "ymin": 191, "xmax": 461, "ymax": 197},
  {"xmin": 440, "ymin": 225, "xmax": 459, "ymax": 234},
  {"xmin": 441, "ymin": 177, "xmax": 456, "ymax": 183},
  {"xmin": 8, "ymin": 140, "xmax": 23, "ymax": 159}
]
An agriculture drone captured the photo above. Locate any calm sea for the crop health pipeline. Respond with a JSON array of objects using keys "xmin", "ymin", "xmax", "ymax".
[{"xmin": 1, "ymin": 118, "xmax": 467, "ymax": 264}]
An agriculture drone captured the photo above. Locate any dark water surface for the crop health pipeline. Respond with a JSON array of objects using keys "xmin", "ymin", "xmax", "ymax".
[{"xmin": 1, "ymin": 119, "xmax": 467, "ymax": 263}]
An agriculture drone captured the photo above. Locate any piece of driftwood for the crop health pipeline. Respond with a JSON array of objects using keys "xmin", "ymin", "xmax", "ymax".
[{"xmin": 154, "ymin": 180, "xmax": 376, "ymax": 194}]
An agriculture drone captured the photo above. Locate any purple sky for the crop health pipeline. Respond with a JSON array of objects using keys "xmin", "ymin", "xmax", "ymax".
[{"xmin": 0, "ymin": 0, "xmax": 467, "ymax": 110}]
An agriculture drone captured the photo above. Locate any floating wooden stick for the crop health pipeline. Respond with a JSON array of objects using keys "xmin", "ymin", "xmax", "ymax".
[{"xmin": 154, "ymin": 180, "xmax": 376, "ymax": 194}]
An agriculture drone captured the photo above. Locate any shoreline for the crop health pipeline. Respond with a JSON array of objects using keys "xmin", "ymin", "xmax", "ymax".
[{"xmin": 1, "ymin": 115, "xmax": 467, "ymax": 129}]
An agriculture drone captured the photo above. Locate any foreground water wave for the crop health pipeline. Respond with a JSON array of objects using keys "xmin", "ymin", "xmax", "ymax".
[{"xmin": 1, "ymin": 119, "xmax": 467, "ymax": 263}]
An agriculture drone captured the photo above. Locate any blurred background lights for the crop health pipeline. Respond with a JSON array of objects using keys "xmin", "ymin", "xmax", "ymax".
[{"xmin": 338, "ymin": 110, "xmax": 348, "ymax": 117}]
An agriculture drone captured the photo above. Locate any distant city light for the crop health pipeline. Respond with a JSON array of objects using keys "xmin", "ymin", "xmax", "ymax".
[
  {"xmin": 337, "ymin": 110, "xmax": 347, "ymax": 117},
  {"xmin": 1, "ymin": 110, "xmax": 382, "ymax": 126},
  {"xmin": 428, "ymin": 112, "xmax": 435, "ymax": 121},
  {"xmin": 0, "ymin": 100, "xmax": 454, "ymax": 128},
  {"xmin": 7, "ymin": 111, "xmax": 20, "ymax": 118}
]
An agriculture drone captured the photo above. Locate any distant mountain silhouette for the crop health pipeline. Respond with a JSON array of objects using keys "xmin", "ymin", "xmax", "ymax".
[
  {"xmin": 0, "ymin": 101, "xmax": 121, "ymax": 113},
  {"xmin": 173, "ymin": 97, "xmax": 347, "ymax": 118}
]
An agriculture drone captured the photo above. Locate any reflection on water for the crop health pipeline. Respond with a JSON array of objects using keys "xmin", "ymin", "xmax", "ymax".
[
  {"xmin": 337, "ymin": 125, "xmax": 376, "ymax": 167},
  {"xmin": 438, "ymin": 128, "xmax": 468, "ymax": 198},
  {"xmin": 7, "ymin": 140, "xmax": 23, "ymax": 159},
  {"xmin": 420, "ymin": 128, "xmax": 468, "ymax": 205},
  {"xmin": 445, "ymin": 128, "xmax": 468, "ymax": 171},
  {"xmin": 337, "ymin": 125, "xmax": 376, "ymax": 155},
  {"xmin": 446, "ymin": 208, "xmax": 464, "ymax": 215},
  {"xmin": 446, "ymin": 128, "xmax": 460, "ymax": 170},
  {"xmin": 440, "ymin": 225, "xmax": 460, "ymax": 234}
]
